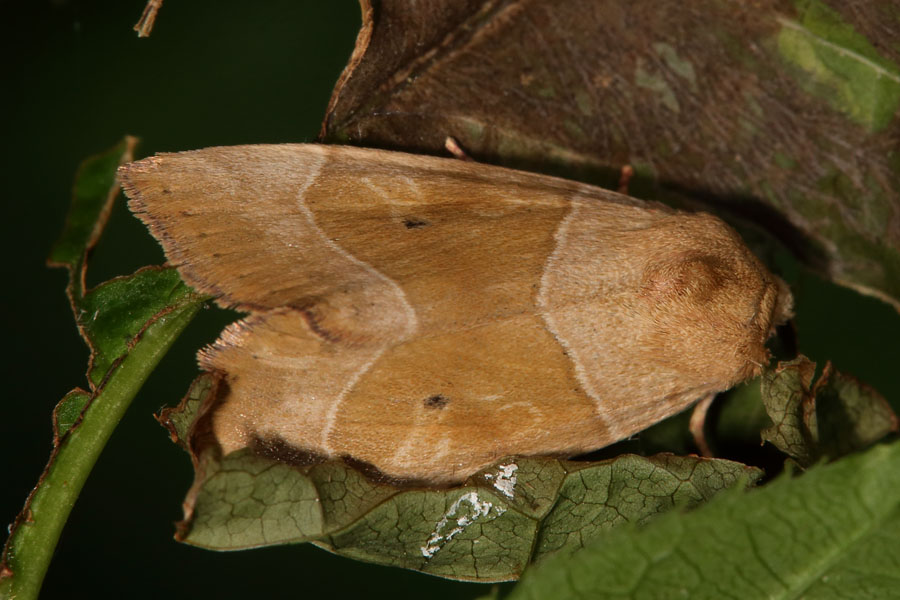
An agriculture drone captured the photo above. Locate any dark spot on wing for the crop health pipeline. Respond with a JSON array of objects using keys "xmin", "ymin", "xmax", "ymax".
[
  {"xmin": 403, "ymin": 218, "xmax": 429, "ymax": 229},
  {"xmin": 424, "ymin": 394, "xmax": 449, "ymax": 409}
]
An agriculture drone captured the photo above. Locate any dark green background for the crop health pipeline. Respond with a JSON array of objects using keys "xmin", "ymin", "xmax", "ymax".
[{"xmin": 2, "ymin": 1, "xmax": 898, "ymax": 598}]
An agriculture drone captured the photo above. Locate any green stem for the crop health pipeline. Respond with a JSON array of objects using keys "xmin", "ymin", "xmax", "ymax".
[{"xmin": 0, "ymin": 300, "xmax": 200, "ymax": 600}]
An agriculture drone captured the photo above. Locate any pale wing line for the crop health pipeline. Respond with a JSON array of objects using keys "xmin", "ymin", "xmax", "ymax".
[
  {"xmin": 289, "ymin": 167, "xmax": 420, "ymax": 453},
  {"xmin": 322, "ymin": 348, "xmax": 390, "ymax": 454},
  {"xmin": 393, "ymin": 433, "xmax": 454, "ymax": 475},
  {"xmin": 389, "ymin": 404, "xmax": 433, "ymax": 468},
  {"xmin": 536, "ymin": 195, "xmax": 623, "ymax": 438},
  {"xmin": 359, "ymin": 175, "xmax": 424, "ymax": 205},
  {"xmin": 359, "ymin": 177, "xmax": 392, "ymax": 200}
]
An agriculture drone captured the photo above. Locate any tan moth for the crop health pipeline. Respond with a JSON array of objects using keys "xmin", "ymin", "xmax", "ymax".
[{"xmin": 119, "ymin": 144, "xmax": 792, "ymax": 485}]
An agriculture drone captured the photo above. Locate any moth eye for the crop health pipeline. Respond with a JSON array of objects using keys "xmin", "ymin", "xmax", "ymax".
[
  {"xmin": 642, "ymin": 254, "xmax": 726, "ymax": 302},
  {"xmin": 423, "ymin": 394, "xmax": 449, "ymax": 409}
]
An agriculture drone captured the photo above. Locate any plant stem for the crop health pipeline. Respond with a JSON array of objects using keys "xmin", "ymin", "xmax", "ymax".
[{"xmin": 0, "ymin": 300, "xmax": 200, "ymax": 600}]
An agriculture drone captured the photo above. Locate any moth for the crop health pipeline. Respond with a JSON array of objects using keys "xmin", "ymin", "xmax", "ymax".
[{"xmin": 119, "ymin": 144, "xmax": 793, "ymax": 485}]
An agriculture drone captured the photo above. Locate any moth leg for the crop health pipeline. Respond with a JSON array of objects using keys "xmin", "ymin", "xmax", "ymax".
[
  {"xmin": 617, "ymin": 164, "xmax": 634, "ymax": 195},
  {"xmin": 443, "ymin": 137, "xmax": 474, "ymax": 161},
  {"xmin": 689, "ymin": 392, "xmax": 717, "ymax": 457}
]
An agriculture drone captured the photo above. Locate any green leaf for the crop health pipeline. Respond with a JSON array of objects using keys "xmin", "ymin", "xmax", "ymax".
[
  {"xmin": 51, "ymin": 390, "xmax": 90, "ymax": 439},
  {"xmin": 815, "ymin": 367, "xmax": 899, "ymax": 457},
  {"xmin": 506, "ymin": 439, "xmax": 900, "ymax": 600},
  {"xmin": 761, "ymin": 356, "xmax": 897, "ymax": 466},
  {"xmin": 48, "ymin": 137, "xmax": 137, "ymax": 299},
  {"xmin": 473, "ymin": 587, "xmax": 503, "ymax": 600},
  {"xmin": 633, "ymin": 405, "xmax": 695, "ymax": 455},
  {"xmin": 1, "ymin": 139, "xmax": 203, "ymax": 600},
  {"xmin": 170, "ymin": 376, "xmax": 760, "ymax": 582},
  {"xmin": 713, "ymin": 378, "xmax": 771, "ymax": 446},
  {"xmin": 156, "ymin": 371, "xmax": 212, "ymax": 449},
  {"xmin": 79, "ymin": 266, "xmax": 192, "ymax": 387},
  {"xmin": 761, "ymin": 356, "xmax": 819, "ymax": 464},
  {"xmin": 777, "ymin": 0, "xmax": 900, "ymax": 132}
]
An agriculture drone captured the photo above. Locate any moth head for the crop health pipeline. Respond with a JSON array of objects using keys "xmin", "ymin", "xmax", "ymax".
[{"xmin": 637, "ymin": 213, "xmax": 793, "ymax": 383}]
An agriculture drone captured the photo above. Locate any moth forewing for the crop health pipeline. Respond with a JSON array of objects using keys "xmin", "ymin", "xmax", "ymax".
[{"xmin": 119, "ymin": 144, "xmax": 792, "ymax": 484}]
